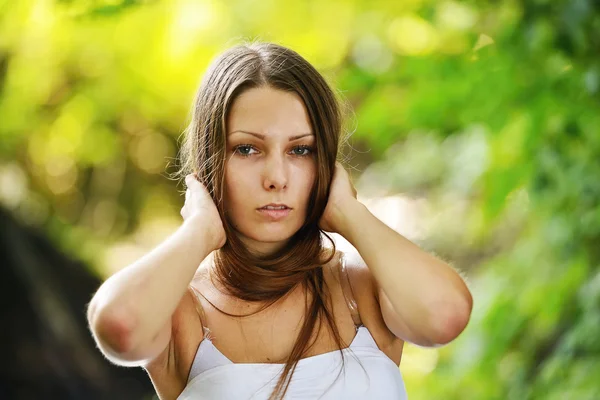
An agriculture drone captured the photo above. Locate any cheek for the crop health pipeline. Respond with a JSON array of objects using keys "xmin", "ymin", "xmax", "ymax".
[
  {"xmin": 295, "ymin": 162, "xmax": 317, "ymax": 199},
  {"xmin": 224, "ymin": 164, "xmax": 246, "ymax": 207}
]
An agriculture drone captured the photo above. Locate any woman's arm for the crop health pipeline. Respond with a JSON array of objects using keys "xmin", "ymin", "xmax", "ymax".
[
  {"xmin": 339, "ymin": 202, "xmax": 472, "ymax": 347},
  {"xmin": 87, "ymin": 175, "xmax": 225, "ymax": 366},
  {"xmin": 320, "ymin": 164, "xmax": 472, "ymax": 347}
]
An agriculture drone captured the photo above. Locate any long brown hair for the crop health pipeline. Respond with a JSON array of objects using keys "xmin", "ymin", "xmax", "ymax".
[{"xmin": 177, "ymin": 40, "xmax": 348, "ymax": 399}]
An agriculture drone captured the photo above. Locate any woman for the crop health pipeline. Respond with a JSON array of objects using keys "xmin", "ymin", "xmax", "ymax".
[{"xmin": 87, "ymin": 41, "xmax": 473, "ymax": 399}]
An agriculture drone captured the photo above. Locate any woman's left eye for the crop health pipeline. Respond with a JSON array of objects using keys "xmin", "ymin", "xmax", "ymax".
[{"xmin": 290, "ymin": 146, "xmax": 313, "ymax": 156}]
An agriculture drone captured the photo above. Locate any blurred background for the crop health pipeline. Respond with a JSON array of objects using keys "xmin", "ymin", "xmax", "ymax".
[{"xmin": 1, "ymin": 0, "xmax": 599, "ymax": 399}]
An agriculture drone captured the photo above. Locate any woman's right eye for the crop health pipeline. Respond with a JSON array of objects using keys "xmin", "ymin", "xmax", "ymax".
[{"xmin": 234, "ymin": 144, "xmax": 258, "ymax": 156}]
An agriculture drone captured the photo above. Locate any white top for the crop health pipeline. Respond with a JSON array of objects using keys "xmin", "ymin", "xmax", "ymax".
[
  {"xmin": 177, "ymin": 325, "xmax": 407, "ymax": 399},
  {"xmin": 179, "ymin": 253, "xmax": 408, "ymax": 399}
]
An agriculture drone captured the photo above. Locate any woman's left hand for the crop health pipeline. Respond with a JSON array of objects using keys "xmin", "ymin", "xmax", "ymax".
[{"xmin": 318, "ymin": 162, "xmax": 360, "ymax": 234}]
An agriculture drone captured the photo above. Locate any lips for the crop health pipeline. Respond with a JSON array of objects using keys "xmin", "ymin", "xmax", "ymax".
[
  {"xmin": 258, "ymin": 203, "xmax": 291, "ymax": 210},
  {"xmin": 257, "ymin": 203, "xmax": 292, "ymax": 220}
]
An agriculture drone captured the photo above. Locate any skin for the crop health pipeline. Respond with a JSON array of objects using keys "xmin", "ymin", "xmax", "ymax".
[
  {"xmin": 319, "ymin": 164, "xmax": 473, "ymax": 347},
  {"xmin": 223, "ymin": 86, "xmax": 317, "ymax": 255}
]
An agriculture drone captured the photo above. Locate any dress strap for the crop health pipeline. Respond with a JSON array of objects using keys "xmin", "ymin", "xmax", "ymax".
[
  {"xmin": 187, "ymin": 285, "xmax": 212, "ymax": 338},
  {"xmin": 338, "ymin": 252, "xmax": 363, "ymax": 328}
]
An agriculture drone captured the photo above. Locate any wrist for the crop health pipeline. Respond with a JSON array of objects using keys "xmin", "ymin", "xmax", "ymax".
[
  {"xmin": 180, "ymin": 215, "xmax": 217, "ymax": 255},
  {"xmin": 333, "ymin": 198, "xmax": 365, "ymax": 238}
]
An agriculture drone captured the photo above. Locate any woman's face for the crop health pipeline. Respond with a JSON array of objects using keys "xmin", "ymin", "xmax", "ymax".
[{"xmin": 224, "ymin": 86, "xmax": 317, "ymax": 255}]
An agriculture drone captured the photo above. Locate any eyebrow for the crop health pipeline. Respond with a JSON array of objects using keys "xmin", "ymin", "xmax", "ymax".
[{"xmin": 229, "ymin": 130, "xmax": 314, "ymax": 141}]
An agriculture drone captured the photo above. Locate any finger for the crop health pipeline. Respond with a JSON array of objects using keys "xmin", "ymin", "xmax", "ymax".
[
  {"xmin": 333, "ymin": 162, "xmax": 342, "ymax": 174},
  {"xmin": 336, "ymin": 161, "xmax": 348, "ymax": 178},
  {"xmin": 185, "ymin": 173, "xmax": 200, "ymax": 189}
]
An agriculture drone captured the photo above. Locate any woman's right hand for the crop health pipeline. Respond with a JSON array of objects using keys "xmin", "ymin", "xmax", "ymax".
[{"xmin": 181, "ymin": 173, "xmax": 226, "ymax": 251}]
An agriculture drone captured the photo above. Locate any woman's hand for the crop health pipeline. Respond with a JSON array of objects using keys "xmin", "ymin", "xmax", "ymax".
[
  {"xmin": 181, "ymin": 173, "xmax": 226, "ymax": 251},
  {"xmin": 318, "ymin": 162, "xmax": 360, "ymax": 234}
]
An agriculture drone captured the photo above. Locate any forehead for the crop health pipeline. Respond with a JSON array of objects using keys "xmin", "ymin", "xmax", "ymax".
[{"xmin": 227, "ymin": 86, "xmax": 312, "ymax": 137}]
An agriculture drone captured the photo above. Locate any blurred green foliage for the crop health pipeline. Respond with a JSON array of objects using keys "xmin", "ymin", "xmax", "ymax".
[{"xmin": 1, "ymin": 0, "xmax": 599, "ymax": 399}]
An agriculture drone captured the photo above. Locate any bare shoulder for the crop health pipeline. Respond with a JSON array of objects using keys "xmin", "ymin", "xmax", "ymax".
[
  {"xmin": 341, "ymin": 249, "xmax": 405, "ymax": 365},
  {"xmin": 144, "ymin": 285, "xmax": 205, "ymax": 400}
]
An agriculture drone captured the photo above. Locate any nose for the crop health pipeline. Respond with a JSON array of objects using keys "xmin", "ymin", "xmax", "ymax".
[{"xmin": 262, "ymin": 153, "xmax": 288, "ymax": 191}]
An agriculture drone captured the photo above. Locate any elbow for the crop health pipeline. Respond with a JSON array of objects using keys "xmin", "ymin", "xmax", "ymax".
[
  {"xmin": 430, "ymin": 292, "xmax": 473, "ymax": 346},
  {"xmin": 89, "ymin": 305, "xmax": 137, "ymax": 356}
]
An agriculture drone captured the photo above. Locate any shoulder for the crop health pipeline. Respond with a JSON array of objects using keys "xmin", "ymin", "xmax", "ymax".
[
  {"xmin": 339, "ymin": 248, "xmax": 405, "ymax": 365},
  {"xmin": 341, "ymin": 250, "xmax": 375, "ymax": 292}
]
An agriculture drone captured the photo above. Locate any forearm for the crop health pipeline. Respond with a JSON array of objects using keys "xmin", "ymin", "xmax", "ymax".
[
  {"xmin": 88, "ymin": 215, "xmax": 213, "ymax": 354},
  {"xmin": 340, "ymin": 201, "xmax": 472, "ymax": 341}
]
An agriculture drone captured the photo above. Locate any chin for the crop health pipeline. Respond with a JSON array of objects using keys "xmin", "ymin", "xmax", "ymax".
[
  {"xmin": 250, "ymin": 227, "xmax": 298, "ymax": 243},
  {"xmin": 238, "ymin": 223, "xmax": 301, "ymax": 245}
]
